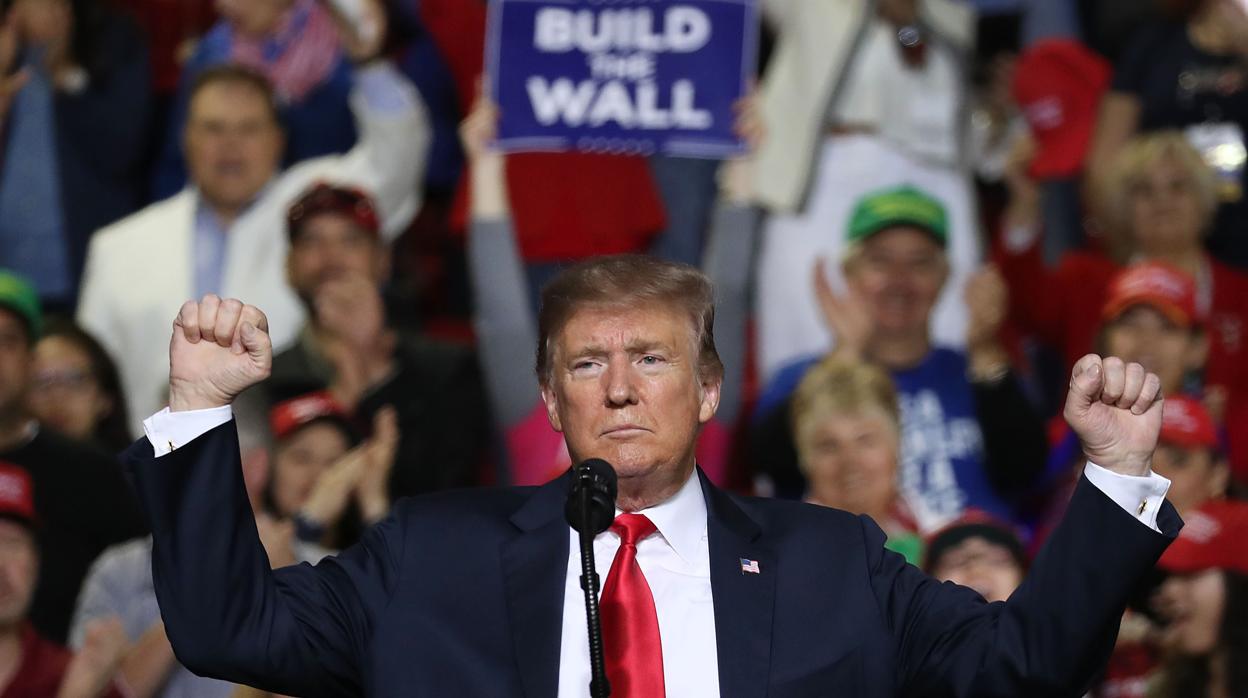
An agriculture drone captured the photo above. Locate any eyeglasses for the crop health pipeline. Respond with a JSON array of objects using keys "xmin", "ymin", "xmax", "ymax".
[{"xmin": 30, "ymin": 368, "xmax": 96, "ymax": 394}]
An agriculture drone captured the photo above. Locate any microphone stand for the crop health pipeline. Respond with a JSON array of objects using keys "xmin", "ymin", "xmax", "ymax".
[{"xmin": 577, "ymin": 487, "xmax": 611, "ymax": 698}]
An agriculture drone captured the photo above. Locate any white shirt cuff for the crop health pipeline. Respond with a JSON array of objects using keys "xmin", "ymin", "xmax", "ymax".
[
  {"xmin": 1082, "ymin": 461, "xmax": 1171, "ymax": 533},
  {"xmin": 142, "ymin": 406, "xmax": 234, "ymax": 457}
]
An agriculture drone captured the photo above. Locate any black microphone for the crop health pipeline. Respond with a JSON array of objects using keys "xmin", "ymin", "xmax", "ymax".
[{"xmin": 565, "ymin": 459, "xmax": 617, "ymax": 698}]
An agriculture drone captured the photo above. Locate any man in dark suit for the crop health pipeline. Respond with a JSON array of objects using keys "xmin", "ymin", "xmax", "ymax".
[{"xmin": 127, "ymin": 256, "xmax": 1179, "ymax": 697}]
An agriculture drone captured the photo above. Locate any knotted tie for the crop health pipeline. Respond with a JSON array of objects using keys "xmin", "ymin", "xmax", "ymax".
[{"xmin": 599, "ymin": 513, "xmax": 665, "ymax": 697}]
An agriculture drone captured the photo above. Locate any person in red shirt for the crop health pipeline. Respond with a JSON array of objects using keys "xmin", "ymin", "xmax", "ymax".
[
  {"xmin": 998, "ymin": 131, "xmax": 1248, "ymax": 482},
  {"xmin": 0, "ymin": 462, "xmax": 126, "ymax": 698}
]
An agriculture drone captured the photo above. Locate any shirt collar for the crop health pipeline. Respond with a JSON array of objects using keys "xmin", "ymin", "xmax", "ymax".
[{"xmin": 626, "ymin": 468, "xmax": 707, "ymax": 566}]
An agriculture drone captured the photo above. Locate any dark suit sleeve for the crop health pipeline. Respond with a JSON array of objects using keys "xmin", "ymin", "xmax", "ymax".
[
  {"xmin": 868, "ymin": 475, "xmax": 1179, "ymax": 697},
  {"xmin": 125, "ymin": 420, "xmax": 405, "ymax": 697}
]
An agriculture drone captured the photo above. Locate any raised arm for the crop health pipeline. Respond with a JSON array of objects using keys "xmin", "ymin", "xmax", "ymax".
[
  {"xmin": 881, "ymin": 356, "xmax": 1178, "ymax": 695},
  {"xmin": 309, "ymin": 0, "xmax": 427, "ymax": 239},
  {"xmin": 125, "ymin": 297, "xmax": 404, "ymax": 696},
  {"xmin": 462, "ymin": 95, "xmax": 541, "ymax": 431}
]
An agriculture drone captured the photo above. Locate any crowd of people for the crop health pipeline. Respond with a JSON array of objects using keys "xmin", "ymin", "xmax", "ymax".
[{"xmin": 0, "ymin": 0, "xmax": 1245, "ymax": 695}]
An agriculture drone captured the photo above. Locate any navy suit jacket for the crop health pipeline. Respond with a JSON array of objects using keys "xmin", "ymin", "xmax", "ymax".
[{"xmin": 127, "ymin": 421, "xmax": 1180, "ymax": 697}]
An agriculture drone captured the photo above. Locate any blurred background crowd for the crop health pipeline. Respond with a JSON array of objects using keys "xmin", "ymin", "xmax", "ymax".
[{"xmin": 0, "ymin": 0, "xmax": 1246, "ymax": 695}]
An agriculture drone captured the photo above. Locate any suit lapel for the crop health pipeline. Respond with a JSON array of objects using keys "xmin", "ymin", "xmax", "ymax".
[
  {"xmin": 702, "ymin": 472, "xmax": 776, "ymax": 698},
  {"xmin": 501, "ymin": 472, "xmax": 572, "ymax": 698}
]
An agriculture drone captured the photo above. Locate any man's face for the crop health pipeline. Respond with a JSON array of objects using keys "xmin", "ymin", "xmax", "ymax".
[
  {"xmin": 931, "ymin": 536, "xmax": 1024, "ymax": 603},
  {"xmin": 287, "ymin": 214, "xmax": 388, "ymax": 303},
  {"xmin": 1102, "ymin": 306, "xmax": 1204, "ymax": 395},
  {"xmin": 0, "ymin": 310, "xmax": 31, "ymax": 422},
  {"xmin": 184, "ymin": 81, "xmax": 284, "ymax": 216},
  {"xmin": 215, "ymin": 0, "xmax": 292, "ymax": 38},
  {"xmin": 0, "ymin": 520, "xmax": 37, "ymax": 629},
  {"xmin": 270, "ymin": 422, "xmax": 350, "ymax": 518},
  {"xmin": 800, "ymin": 410, "xmax": 898, "ymax": 516},
  {"xmin": 541, "ymin": 304, "xmax": 720, "ymax": 495},
  {"xmin": 845, "ymin": 227, "xmax": 947, "ymax": 338},
  {"xmin": 1152, "ymin": 445, "xmax": 1228, "ymax": 516},
  {"xmin": 1157, "ymin": 568, "xmax": 1225, "ymax": 656}
]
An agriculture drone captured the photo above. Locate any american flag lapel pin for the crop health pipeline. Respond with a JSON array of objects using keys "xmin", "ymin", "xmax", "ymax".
[{"xmin": 740, "ymin": 558, "xmax": 760, "ymax": 575}]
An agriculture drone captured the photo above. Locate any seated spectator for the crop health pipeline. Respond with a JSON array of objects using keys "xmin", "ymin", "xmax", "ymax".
[
  {"xmin": 1089, "ymin": 0, "xmax": 1248, "ymax": 267},
  {"xmin": 0, "ymin": 464, "xmax": 127, "ymax": 697},
  {"xmin": 461, "ymin": 94, "xmax": 756, "ymax": 486},
  {"xmin": 26, "ymin": 319, "xmax": 130, "ymax": 454},
  {"xmin": 753, "ymin": 0, "xmax": 980, "ymax": 384},
  {"xmin": 78, "ymin": 49, "xmax": 429, "ymax": 432},
  {"xmin": 1150, "ymin": 500, "xmax": 1248, "ymax": 698},
  {"xmin": 150, "ymin": 0, "xmax": 386, "ymax": 198},
  {"xmin": 69, "ymin": 412, "xmax": 283, "ymax": 698},
  {"xmin": 790, "ymin": 356, "xmax": 922, "ymax": 565},
  {"xmin": 0, "ymin": 271, "xmax": 145, "ymax": 644},
  {"xmin": 751, "ymin": 187, "xmax": 1049, "ymax": 531},
  {"xmin": 265, "ymin": 392, "xmax": 396, "ymax": 553},
  {"xmin": 924, "ymin": 516, "xmax": 1027, "ymax": 604},
  {"xmin": 999, "ymin": 131, "xmax": 1248, "ymax": 481},
  {"xmin": 0, "ymin": 0, "xmax": 151, "ymax": 310},
  {"xmin": 235, "ymin": 183, "xmax": 487, "ymax": 498}
]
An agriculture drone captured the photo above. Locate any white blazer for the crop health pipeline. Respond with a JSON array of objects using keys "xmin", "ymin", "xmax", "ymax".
[
  {"xmin": 77, "ymin": 62, "xmax": 430, "ymax": 431},
  {"xmin": 753, "ymin": 0, "xmax": 975, "ymax": 213}
]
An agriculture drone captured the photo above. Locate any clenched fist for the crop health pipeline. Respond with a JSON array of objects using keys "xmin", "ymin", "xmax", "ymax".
[
  {"xmin": 1063, "ymin": 355, "xmax": 1163, "ymax": 477},
  {"xmin": 168, "ymin": 295, "xmax": 272, "ymax": 412}
]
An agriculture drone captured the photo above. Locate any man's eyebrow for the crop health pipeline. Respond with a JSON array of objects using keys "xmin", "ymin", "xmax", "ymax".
[
  {"xmin": 565, "ymin": 343, "xmax": 609, "ymax": 359},
  {"xmin": 624, "ymin": 340, "xmax": 674, "ymax": 354}
]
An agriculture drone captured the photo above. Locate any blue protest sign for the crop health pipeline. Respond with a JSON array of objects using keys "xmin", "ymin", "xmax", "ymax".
[{"xmin": 486, "ymin": 0, "xmax": 758, "ymax": 158}]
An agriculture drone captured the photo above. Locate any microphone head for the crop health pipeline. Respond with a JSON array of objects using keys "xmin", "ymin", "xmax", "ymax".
[{"xmin": 565, "ymin": 458, "xmax": 618, "ymax": 535}]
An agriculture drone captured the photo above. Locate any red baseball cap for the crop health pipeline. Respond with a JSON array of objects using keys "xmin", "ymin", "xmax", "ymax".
[
  {"xmin": 1160, "ymin": 395, "xmax": 1219, "ymax": 450},
  {"xmin": 1158, "ymin": 500, "xmax": 1248, "ymax": 576},
  {"xmin": 269, "ymin": 391, "xmax": 356, "ymax": 442},
  {"xmin": 1012, "ymin": 39, "xmax": 1111, "ymax": 179},
  {"xmin": 287, "ymin": 182, "xmax": 381, "ymax": 241},
  {"xmin": 0, "ymin": 463, "xmax": 36, "ymax": 528},
  {"xmin": 1102, "ymin": 262, "xmax": 1200, "ymax": 328}
]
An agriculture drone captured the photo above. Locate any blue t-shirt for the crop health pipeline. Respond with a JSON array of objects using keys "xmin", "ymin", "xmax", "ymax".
[{"xmin": 759, "ymin": 349, "xmax": 1012, "ymax": 531}]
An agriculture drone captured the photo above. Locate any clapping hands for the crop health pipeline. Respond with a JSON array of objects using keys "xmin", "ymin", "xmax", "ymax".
[{"xmin": 298, "ymin": 407, "xmax": 400, "ymax": 531}]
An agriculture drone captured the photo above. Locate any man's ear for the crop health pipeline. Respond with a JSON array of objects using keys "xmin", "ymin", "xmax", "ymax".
[
  {"xmin": 374, "ymin": 242, "xmax": 393, "ymax": 283},
  {"xmin": 698, "ymin": 374, "xmax": 722, "ymax": 425},
  {"xmin": 541, "ymin": 382, "xmax": 563, "ymax": 433}
]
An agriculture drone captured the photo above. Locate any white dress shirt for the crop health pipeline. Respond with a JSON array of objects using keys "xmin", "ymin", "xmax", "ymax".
[
  {"xmin": 557, "ymin": 467, "xmax": 719, "ymax": 698},
  {"xmin": 143, "ymin": 406, "xmax": 1173, "ymax": 696}
]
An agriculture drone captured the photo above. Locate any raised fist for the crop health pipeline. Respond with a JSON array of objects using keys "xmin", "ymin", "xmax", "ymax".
[
  {"xmin": 168, "ymin": 295, "xmax": 272, "ymax": 412},
  {"xmin": 1063, "ymin": 355, "xmax": 1164, "ymax": 477}
]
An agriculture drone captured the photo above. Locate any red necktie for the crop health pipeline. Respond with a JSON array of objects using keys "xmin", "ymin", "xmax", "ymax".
[{"xmin": 599, "ymin": 513, "xmax": 665, "ymax": 697}]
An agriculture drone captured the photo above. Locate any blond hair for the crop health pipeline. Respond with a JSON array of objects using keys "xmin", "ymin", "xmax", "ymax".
[
  {"xmin": 1106, "ymin": 131, "xmax": 1219, "ymax": 259},
  {"xmin": 790, "ymin": 357, "xmax": 900, "ymax": 469}
]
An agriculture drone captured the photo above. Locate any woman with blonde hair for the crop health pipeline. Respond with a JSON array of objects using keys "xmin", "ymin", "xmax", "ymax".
[
  {"xmin": 997, "ymin": 130, "xmax": 1248, "ymax": 480},
  {"xmin": 791, "ymin": 356, "xmax": 923, "ymax": 564}
]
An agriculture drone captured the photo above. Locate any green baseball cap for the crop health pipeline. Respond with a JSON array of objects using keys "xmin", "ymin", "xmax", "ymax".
[
  {"xmin": 0, "ymin": 271, "xmax": 42, "ymax": 340},
  {"xmin": 846, "ymin": 186, "xmax": 948, "ymax": 248}
]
